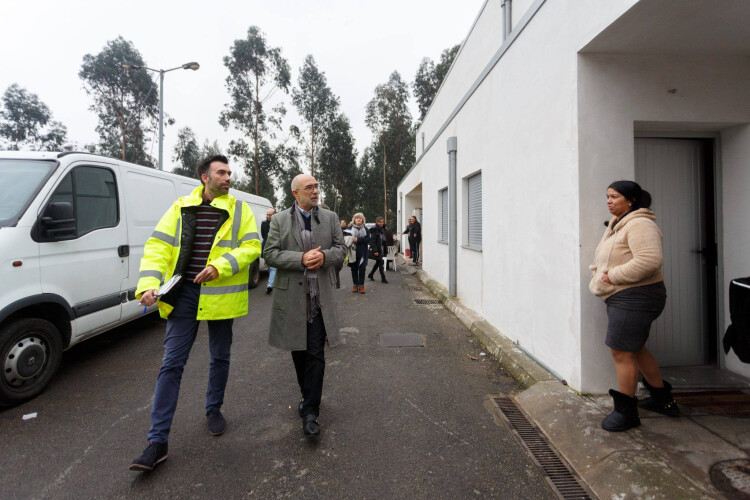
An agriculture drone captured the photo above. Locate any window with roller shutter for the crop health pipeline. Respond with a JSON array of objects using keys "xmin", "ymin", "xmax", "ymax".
[
  {"xmin": 438, "ymin": 187, "xmax": 448, "ymax": 243},
  {"xmin": 466, "ymin": 173, "xmax": 482, "ymax": 249}
]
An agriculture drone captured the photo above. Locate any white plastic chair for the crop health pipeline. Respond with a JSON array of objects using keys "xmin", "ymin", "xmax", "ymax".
[{"xmin": 384, "ymin": 245, "xmax": 398, "ymax": 272}]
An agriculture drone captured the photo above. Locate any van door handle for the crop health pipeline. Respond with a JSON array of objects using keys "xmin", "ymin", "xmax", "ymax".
[{"xmin": 118, "ymin": 245, "xmax": 130, "ymax": 257}]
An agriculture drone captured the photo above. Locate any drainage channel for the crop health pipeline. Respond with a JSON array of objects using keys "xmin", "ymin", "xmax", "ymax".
[
  {"xmin": 491, "ymin": 397, "xmax": 596, "ymax": 500},
  {"xmin": 414, "ymin": 299, "xmax": 441, "ymax": 305}
]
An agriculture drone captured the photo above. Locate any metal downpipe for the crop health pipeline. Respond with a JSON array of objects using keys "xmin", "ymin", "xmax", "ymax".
[{"xmin": 447, "ymin": 137, "xmax": 457, "ymax": 296}]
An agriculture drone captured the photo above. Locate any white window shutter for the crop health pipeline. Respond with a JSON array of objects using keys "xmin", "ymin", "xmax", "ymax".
[{"xmin": 467, "ymin": 174, "xmax": 482, "ymax": 248}]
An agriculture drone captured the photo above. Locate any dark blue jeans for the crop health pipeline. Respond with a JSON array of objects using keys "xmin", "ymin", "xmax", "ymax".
[{"xmin": 147, "ymin": 283, "xmax": 233, "ymax": 444}]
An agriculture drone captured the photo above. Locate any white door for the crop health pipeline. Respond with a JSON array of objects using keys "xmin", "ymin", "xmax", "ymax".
[
  {"xmin": 635, "ymin": 138, "xmax": 712, "ymax": 366},
  {"xmin": 39, "ymin": 164, "xmax": 127, "ymax": 337}
]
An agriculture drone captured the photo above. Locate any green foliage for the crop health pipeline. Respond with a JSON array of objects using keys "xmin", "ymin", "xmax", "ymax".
[
  {"xmin": 171, "ymin": 127, "xmax": 201, "ymax": 179},
  {"xmin": 365, "ymin": 71, "xmax": 414, "ymax": 224},
  {"xmin": 413, "ymin": 44, "xmax": 460, "ymax": 122},
  {"xmin": 276, "ymin": 152, "xmax": 303, "ymax": 211},
  {"xmin": 220, "ymin": 26, "xmax": 291, "ymax": 196},
  {"xmin": 0, "ymin": 83, "xmax": 69, "ymax": 151},
  {"xmin": 316, "ymin": 113, "xmax": 358, "ymax": 218},
  {"xmin": 171, "ymin": 129, "xmax": 226, "ymax": 180},
  {"xmin": 291, "ymin": 55, "xmax": 339, "ymax": 177},
  {"xmin": 349, "ymin": 146, "xmax": 381, "ymax": 220},
  {"xmin": 79, "ymin": 36, "xmax": 157, "ymax": 166}
]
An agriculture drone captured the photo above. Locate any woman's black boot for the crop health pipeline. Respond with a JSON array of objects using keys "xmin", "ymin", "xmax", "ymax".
[
  {"xmin": 639, "ymin": 379, "xmax": 680, "ymax": 417},
  {"xmin": 602, "ymin": 389, "xmax": 641, "ymax": 432}
]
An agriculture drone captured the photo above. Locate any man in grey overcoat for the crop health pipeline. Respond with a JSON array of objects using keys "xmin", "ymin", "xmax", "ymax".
[{"xmin": 263, "ymin": 174, "xmax": 347, "ymax": 437}]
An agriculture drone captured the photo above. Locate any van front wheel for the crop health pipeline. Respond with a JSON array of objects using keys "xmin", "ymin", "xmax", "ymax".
[
  {"xmin": 0, "ymin": 318, "xmax": 63, "ymax": 407},
  {"xmin": 248, "ymin": 260, "xmax": 260, "ymax": 289}
]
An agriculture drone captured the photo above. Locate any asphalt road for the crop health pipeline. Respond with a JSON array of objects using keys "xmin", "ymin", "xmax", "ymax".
[{"xmin": 0, "ymin": 267, "xmax": 555, "ymax": 499}]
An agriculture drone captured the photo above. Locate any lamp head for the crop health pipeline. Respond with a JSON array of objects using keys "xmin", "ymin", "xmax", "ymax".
[
  {"xmin": 182, "ymin": 62, "xmax": 200, "ymax": 71},
  {"xmin": 122, "ymin": 61, "xmax": 141, "ymax": 70}
]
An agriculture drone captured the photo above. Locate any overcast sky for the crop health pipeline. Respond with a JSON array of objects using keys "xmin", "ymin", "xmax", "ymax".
[{"xmin": 1, "ymin": 0, "xmax": 484, "ymax": 175}]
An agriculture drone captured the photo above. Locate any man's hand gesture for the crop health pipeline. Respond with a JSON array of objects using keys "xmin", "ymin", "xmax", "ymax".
[
  {"xmin": 302, "ymin": 246, "xmax": 324, "ymax": 270},
  {"xmin": 194, "ymin": 265, "xmax": 219, "ymax": 284}
]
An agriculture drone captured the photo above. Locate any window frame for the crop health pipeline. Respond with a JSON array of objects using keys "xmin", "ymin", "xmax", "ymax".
[
  {"xmin": 39, "ymin": 165, "xmax": 120, "ymax": 241},
  {"xmin": 462, "ymin": 171, "xmax": 482, "ymax": 252},
  {"xmin": 438, "ymin": 186, "xmax": 449, "ymax": 244}
]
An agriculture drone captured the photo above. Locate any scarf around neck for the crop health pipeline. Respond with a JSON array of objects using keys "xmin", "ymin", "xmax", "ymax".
[
  {"xmin": 294, "ymin": 202, "xmax": 320, "ymax": 323},
  {"xmin": 351, "ymin": 224, "xmax": 367, "ymax": 239}
]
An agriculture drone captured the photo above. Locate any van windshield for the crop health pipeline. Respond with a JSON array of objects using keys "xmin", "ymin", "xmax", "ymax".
[{"xmin": 0, "ymin": 159, "xmax": 57, "ymax": 228}]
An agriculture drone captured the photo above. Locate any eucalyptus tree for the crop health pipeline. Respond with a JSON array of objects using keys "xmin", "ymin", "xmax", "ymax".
[
  {"xmin": 0, "ymin": 83, "xmax": 69, "ymax": 151},
  {"xmin": 316, "ymin": 113, "xmax": 357, "ymax": 217},
  {"xmin": 413, "ymin": 44, "xmax": 460, "ymax": 122},
  {"xmin": 365, "ymin": 71, "xmax": 413, "ymax": 224},
  {"xmin": 79, "ymin": 36, "xmax": 158, "ymax": 165},
  {"xmin": 291, "ymin": 55, "xmax": 339, "ymax": 177},
  {"xmin": 220, "ymin": 26, "xmax": 291, "ymax": 196},
  {"xmin": 276, "ymin": 151, "xmax": 303, "ymax": 211},
  {"xmin": 171, "ymin": 126, "xmax": 201, "ymax": 178}
]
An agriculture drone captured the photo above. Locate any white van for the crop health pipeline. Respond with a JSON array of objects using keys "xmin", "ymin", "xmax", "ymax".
[{"xmin": 0, "ymin": 151, "xmax": 272, "ymax": 406}]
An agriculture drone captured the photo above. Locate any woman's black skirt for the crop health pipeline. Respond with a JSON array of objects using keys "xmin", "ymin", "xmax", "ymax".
[{"xmin": 605, "ymin": 281, "xmax": 667, "ymax": 352}]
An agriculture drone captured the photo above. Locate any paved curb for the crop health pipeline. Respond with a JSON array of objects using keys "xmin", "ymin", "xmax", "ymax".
[
  {"xmin": 412, "ymin": 267, "xmax": 724, "ymax": 500},
  {"xmin": 414, "ymin": 269, "xmax": 554, "ymax": 388}
]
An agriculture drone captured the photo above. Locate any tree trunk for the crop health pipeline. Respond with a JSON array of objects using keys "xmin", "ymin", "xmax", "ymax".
[
  {"xmin": 382, "ymin": 138, "xmax": 387, "ymax": 225},
  {"xmin": 120, "ymin": 93, "xmax": 126, "ymax": 160},
  {"xmin": 310, "ymin": 122, "xmax": 315, "ymax": 178},
  {"xmin": 254, "ymin": 75, "xmax": 260, "ymax": 195}
]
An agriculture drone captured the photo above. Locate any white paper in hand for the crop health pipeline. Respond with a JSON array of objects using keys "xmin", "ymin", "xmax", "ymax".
[{"xmin": 157, "ymin": 274, "xmax": 182, "ymax": 297}]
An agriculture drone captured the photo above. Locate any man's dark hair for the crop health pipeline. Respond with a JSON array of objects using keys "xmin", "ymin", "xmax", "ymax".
[
  {"xmin": 375, "ymin": 216, "xmax": 384, "ymax": 223},
  {"xmin": 197, "ymin": 155, "xmax": 229, "ymax": 185}
]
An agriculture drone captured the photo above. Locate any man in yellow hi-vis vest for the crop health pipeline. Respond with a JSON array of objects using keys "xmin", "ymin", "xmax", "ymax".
[{"xmin": 129, "ymin": 155, "xmax": 260, "ymax": 472}]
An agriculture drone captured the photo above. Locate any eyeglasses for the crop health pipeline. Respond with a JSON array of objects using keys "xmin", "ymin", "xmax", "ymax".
[{"xmin": 301, "ymin": 184, "xmax": 320, "ymax": 192}]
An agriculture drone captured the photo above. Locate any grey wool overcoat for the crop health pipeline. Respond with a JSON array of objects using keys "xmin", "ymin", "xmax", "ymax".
[{"xmin": 263, "ymin": 205, "xmax": 347, "ymax": 351}]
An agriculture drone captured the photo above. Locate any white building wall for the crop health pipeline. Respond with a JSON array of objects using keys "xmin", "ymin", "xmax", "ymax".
[
  {"xmin": 416, "ymin": 0, "xmax": 503, "ymax": 155},
  {"xmin": 403, "ymin": 0, "xmax": 640, "ymax": 389},
  {"xmin": 577, "ymin": 54, "xmax": 750, "ymax": 391},
  {"xmin": 401, "ymin": 0, "xmax": 750, "ymax": 392},
  {"xmin": 720, "ymin": 124, "xmax": 750, "ymax": 379}
]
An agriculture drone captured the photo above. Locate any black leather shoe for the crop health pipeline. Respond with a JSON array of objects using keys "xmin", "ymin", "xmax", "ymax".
[
  {"xmin": 129, "ymin": 442, "xmax": 168, "ymax": 472},
  {"xmin": 207, "ymin": 410, "xmax": 226, "ymax": 436},
  {"xmin": 381, "ymin": 278, "xmax": 388, "ymax": 284},
  {"xmin": 302, "ymin": 414, "xmax": 320, "ymax": 437},
  {"xmin": 265, "ymin": 287, "xmax": 273, "ymax": 295},
  {"xmin": 368, "ymin": 274, "xmax": 374, "ymax": 281}
]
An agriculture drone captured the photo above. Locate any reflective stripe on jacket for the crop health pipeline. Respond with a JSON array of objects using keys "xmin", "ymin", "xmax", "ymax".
[{"xmin": 135, "ymin": 185, "xmax": 261, "ymax": 320}]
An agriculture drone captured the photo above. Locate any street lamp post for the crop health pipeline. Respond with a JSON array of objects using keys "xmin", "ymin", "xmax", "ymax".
[{"xmin": 122, "ymin": 61, "xmax": 200, "ymax": 170}]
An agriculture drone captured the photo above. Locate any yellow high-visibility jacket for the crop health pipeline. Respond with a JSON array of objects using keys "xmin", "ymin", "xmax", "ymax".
[{"xmin": 135, "ymin": 185, "xmax": 261, "ymax": 320}]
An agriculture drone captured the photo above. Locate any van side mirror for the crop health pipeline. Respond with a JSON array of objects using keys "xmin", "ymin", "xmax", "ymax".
[{"xmin": 40, "ymin": 202, "xmax": 76, "ymax": 240}]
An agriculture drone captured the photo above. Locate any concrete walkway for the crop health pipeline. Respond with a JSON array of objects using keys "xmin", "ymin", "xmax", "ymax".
[{"xmin": 412, "ymin": 262, "xmax": 750, "ymax": 500}]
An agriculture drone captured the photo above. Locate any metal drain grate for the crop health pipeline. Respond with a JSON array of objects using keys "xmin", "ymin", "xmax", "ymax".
[
  {"xmin": 414, "ymin": 299, "xmax": 441, "ymax": 305},
  {"xmin": 409, "ymin": 286, "xmax": 423, "ymax": 292},
  {"xmin": 492, "ymin": 397, "xmax": 595, "ymax": 500}
]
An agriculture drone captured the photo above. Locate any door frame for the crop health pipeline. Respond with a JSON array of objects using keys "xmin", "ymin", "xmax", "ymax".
[{"xmin": 635, "ymin": 130, "xmax": 725, "ymax": 368}]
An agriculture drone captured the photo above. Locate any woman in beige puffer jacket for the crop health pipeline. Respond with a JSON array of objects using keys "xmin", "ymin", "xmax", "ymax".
[{"xmin": 590, "ymin": 180, "xmax": 679, "ymax": 432}]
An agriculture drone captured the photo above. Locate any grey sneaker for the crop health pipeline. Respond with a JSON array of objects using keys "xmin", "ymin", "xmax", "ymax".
[
  {"xmin": 129, "ymin": 442, "xmax": 168, "ymax": 472},
  {"xmin": 207, "ymin": 410, "xmax": 226, "ymax": 436}
]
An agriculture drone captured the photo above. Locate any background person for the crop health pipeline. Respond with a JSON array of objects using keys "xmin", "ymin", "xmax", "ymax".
[
  {"xmin": 130, "ymin": 155, "xmax": 261, "ymax": 471},
  {"xmin": 403, "ymin": 215, "xmax": 421, "ymax": 264},
  {"xmin": 263, "ymin": 174, "xmax": 346, "ymax": 437},
  {"xmin": 348, "ymin": 212, "xmax": 370, "ymax": 293},
  {"xmin": 368, "ymin": 216, "xmax": 388, "ymax": 283},
  {"xmin": 261, "ymin": 208, "xmax": 277, "ymax": 294},
  {"xmin": 333, "ymin": 219, "xmax": 349, "ymax": 288},
  {"xmin": 589, "ymin": 180, "xmax": 677, "ymax": 433}
]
